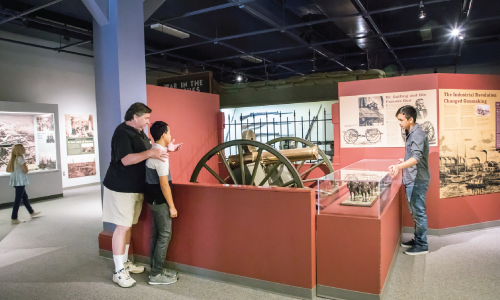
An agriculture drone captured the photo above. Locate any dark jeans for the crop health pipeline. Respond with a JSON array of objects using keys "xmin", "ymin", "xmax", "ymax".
[
  {"xmin": 12, "ymin": 186, "xmax": 34, "ymax": 219},
  {"xmin": 405, "ymin": 181, "xmax": 429, "ymax": 250},
  {"xmin": 149, "ymin": 203, "xmax": 172, "ymax": 277}
]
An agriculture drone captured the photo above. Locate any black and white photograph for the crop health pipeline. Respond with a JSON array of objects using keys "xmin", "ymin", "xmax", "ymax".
[
  {"xmin": 0, "ymin": 114, "xmax": 36, "ymax": 172},
  {"xmin": 65, "ymin": 114, "xmax": 94, "ymax": 138},
  {"xmin": 68, "ymin": 155, "xmax": 97, "ymax": 178},
  {"xmin": 81, "ymin": 142, "xmax": 94, "ymax": 153},
  {"xmin": 38, "ymin": 154, "xmax": 57, "ymax": 170},
  {"xmin": 476, "ymin": 105, "xmax": 490, "ymax": 116},
  {"xmin": 439, "ymin": 133, "xmax": 500, "ymax": 198},
  {"xmin": 358, "ymin": 96, "xmax": 384, "ymax": 126},
  {"xmin": 36, "ymin": 114, "xmax": 55, "ymax": 132},
  {"xmin": 415, "ymin": 98, "xmax": 428, "ymax": 119},
  {"xmin": 46, "ymin": 133, "xmax": 55, "ymax": 143}
]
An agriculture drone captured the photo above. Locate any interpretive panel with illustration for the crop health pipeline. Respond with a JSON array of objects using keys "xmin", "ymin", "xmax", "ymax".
[
  {"xmin": 439, "ymin": 89, "xmax": 500, "ymax": 199},
  {"xmin": 340, "ymin": 90, "xmax": 437, "ymax": 148}
]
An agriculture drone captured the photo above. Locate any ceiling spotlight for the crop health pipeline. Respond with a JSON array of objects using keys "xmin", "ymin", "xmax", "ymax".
[
  {"xmin": 451, "ymin": 28, "xmax": 460, "ymax": 37},
  {"xmin": 418, "ymin": 1, "xmax": 426, "ymax": 19}
]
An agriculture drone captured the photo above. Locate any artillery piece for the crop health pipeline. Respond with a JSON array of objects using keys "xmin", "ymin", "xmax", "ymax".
[{"xmin": 190, "ymin": 130, "xmax": 334, "ymax": 188}]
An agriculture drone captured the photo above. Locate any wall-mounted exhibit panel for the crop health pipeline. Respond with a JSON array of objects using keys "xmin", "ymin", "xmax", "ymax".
[
  {"xmin": 439, "ymin": 89, "xmax": 500, "ymax": 199},
  {"xmin": 0, "ymin": 101, "xmax": 63, "ymax": 205},
  {"xmin": 340, "ymin": 89, "xmax": 437, "ymax": 148},
  {"xmin": 0, "ymin": 112, "xmax": 57, "ymax": 174},
  {"xmin": 318, "ymin": 159, "xmax": 402, "ymax": 219}
]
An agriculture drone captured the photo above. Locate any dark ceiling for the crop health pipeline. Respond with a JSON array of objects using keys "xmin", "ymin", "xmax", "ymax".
[{"xmin": 0, "ymin": 0, "xmax": 499, "ymax": 83}]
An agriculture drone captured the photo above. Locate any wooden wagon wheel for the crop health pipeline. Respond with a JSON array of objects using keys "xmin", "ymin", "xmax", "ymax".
[
  {"xmin": 266, "ymin": 136, "xmax": 334, "ymax": 184},
  {"xmin": 190, "ymin": 139, "xmax": 304, "ymax": 188}
]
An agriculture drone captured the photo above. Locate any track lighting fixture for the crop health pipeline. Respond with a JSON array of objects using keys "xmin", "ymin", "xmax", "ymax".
[{"xmin": 418, "ymin": 1, "xmax": 426, "ymax": 19}]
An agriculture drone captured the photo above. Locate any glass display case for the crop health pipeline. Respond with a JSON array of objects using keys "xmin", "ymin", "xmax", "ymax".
[
  {"xmin": 317, "ymin": 159, "xmax": 402, "ymax": 218},
  {"xmin": 0, "ymin": 112, "xmax": 58, "ymax": 175}
]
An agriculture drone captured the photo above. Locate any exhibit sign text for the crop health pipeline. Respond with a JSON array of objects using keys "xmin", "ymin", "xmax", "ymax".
[
  {"xmin": 339, "ymin": 89, "xmax": 438, "ymax": 148},
  {"xmin": 439, "ymin": 89, "xmax": 500, "ymax": 199},
  {"xmin": 157, "ymin": 71, "xmax": 212, "ymax": 93}
]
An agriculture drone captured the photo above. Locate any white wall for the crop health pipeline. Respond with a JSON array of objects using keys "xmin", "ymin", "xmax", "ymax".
[{"xmin": 0, "ymin": 30, "xmax": 100, "ymax": 188}]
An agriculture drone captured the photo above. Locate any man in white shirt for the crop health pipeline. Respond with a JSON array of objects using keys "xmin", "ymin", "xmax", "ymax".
[{"xmin": 145, "ymin": 121, "xmax": 182, "ymax": 284}]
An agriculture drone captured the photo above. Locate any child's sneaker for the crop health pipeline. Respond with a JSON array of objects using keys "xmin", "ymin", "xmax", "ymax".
[
  {"xmin": 30, "ymin": 212, "xmax": 41, "ymax": 218},
  {"xmin": 113, "ymin": 268, "xmax": 136, "ymax": 288},
  {"xmin": 11, "ymin": 219, "xmax": 25, "ymax": 224}
]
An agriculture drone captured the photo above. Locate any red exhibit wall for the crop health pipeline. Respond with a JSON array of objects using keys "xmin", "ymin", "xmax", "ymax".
[
  {"xmin": 129, "ymin": 183, "xmax": 317, "ymax": 289},
  {"xmin": 146, "ymin": 85, "xmax": 220, "ymax": 184},
  {"xmin": 338, "ymin": 74, "xmax": 500, "ymax": 230}
]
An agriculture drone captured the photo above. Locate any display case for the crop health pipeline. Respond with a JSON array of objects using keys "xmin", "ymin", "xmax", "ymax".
[
  {"xmin": 0, "ymin": 112, "xmax": 58, "ymax": 176},
  {"xmin": 317, "ymin": 159, "xmax": 402, "ymax": 218}
]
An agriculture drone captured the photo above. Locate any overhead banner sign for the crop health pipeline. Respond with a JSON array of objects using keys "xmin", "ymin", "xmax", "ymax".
[
  {"xmin": 439, "ymin": 89, "xmax": 500, "ymax": 199},
  {"xmin": 157, "ymin": 71, "xmax": 212, "ymax": 93},
  {"xmin": 339, "ymin": 89, "xmax": 438, "ymax": 148}
]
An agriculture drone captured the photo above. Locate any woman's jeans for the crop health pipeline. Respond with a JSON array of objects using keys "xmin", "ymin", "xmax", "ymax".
[
  {"xmin": 405, "ymin": 181, "xmax": 429, "ymax": 250},
  {"xmin": 149, "ymin": 203, "xmax": 172, "ymax": 277},
  {"xmin": 12, "ymin": 186, "xmax": 34, "ymax": 219}
]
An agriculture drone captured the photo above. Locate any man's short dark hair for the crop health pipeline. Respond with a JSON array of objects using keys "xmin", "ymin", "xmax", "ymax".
[
  {"xmin": 150, "ymin": 121, "xmax": 169, "ymax": 142},
  {"xmin": 124, "ymin": 102, "xmax": 152, "ymax": 121},
  {"xmin": 395, "ymin": 105, "xmax": 417, "ymax": 122}
]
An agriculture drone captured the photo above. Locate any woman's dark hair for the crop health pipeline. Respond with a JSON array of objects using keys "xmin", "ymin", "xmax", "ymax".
[
  {"xmin": 124, "ymin": 102, "xmax": 152, "ymax": 121},
  {"xmin": 150, "ymin": 121, "xmax": 169, "ymax": 141},
  {"xmin": 395, "ymin": 105, "xmax": 417, "ymax": 122}
]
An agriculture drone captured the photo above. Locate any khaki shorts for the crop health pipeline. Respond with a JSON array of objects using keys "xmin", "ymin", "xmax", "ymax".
[{"xmin": 102, "ymin": 186, "xmax": 144, "ymax": 227}]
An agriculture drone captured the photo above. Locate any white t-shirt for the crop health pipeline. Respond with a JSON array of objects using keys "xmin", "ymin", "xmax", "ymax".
[
  {"xmin": 9, "ymin": 156, "xmax": 29, "ymax": 186},
  {"xmin": 145, "ymin": 143, "xmax": 170, "ymax": 184}
]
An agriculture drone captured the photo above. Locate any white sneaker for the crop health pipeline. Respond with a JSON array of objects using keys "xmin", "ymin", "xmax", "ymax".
[
  {"xmin": 124, "ymin": 260, "xmax": 145, "ymax": 274},
  {"xmin": 11, "ymin": 219, "xmax": 25, "ymax": 224},
  {"xmin": 30, "ymin": 212, "xmax": 41, "ymax": 218},
  {"xmin": 113, "ymin": 268, "xmax": 136, "ymax": 288}
]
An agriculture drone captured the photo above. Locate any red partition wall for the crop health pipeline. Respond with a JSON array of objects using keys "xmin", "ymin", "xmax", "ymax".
[
  {"xmin": 337, "ymin": 74, "xmax": 500, "ymax": 230},
  {"xmin": 146, "ymin": 85, "xmax": 220, "ymax": 184},
  {"xmin": 317, "ymin": 186, "xmax": 402, "ymax": 295}
]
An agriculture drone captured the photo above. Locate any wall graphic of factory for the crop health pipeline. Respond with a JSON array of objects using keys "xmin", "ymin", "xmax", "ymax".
[{"xmin": 440, "ymin": 146, "xmax": 500, "ymax": 198}]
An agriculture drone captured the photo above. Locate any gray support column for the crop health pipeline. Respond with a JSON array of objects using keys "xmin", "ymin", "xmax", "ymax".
[{"xmin": 84, "ymin": 0, "xmax": 148, "ymax": 183}]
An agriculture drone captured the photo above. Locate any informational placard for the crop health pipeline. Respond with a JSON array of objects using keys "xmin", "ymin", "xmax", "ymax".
[
  {"xmin": 64, "ymin": 114, "xmax": 96, "ymax": 178},
  {"xmin": 65, "ymin": 114, "xmax": 95, "ymax": 155},
  {"xmin": 496, "ymin": 102, "xmax": 500, "ymax": 150},
  {"xmin": 340, "ymin": 90, "xmax": 438, "ymax": 148},
  {"xmin": 439, "ymin": 89, "xmax": 500, "ymax": 199}
]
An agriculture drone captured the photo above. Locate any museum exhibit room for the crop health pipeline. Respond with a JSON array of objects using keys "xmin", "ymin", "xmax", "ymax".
[{"xmin": 1, "ymin": 0, "xmax": 500, "ymax": 299}]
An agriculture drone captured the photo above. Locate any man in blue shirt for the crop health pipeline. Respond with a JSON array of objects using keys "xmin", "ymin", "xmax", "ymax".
[{"xmin": 389, "ymin": 105, "xmax": 431, "ymax": 256}]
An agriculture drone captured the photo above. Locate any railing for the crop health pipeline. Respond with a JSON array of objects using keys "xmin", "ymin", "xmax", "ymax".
[{"xmin": 223, "ymin": 109, "xmax": 334, "ymax": 162}]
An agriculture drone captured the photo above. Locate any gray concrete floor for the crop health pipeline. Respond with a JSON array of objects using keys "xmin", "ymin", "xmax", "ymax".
[{"xmin": 0, "ymin": 185, "xmax": 499, "ymax": 300}]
